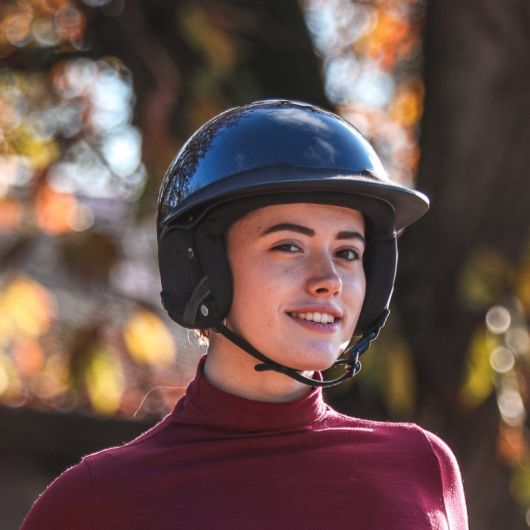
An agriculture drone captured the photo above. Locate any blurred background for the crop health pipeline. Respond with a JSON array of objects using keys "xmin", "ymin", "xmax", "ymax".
[{"xmin": 0, "ymin": 0, "xmax": 529, "ymax": 528}]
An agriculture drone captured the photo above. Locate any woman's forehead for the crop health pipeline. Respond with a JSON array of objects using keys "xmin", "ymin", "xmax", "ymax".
[{"xmin": 232, "ymin": 202, "xmax": 365, "ymax": 233}]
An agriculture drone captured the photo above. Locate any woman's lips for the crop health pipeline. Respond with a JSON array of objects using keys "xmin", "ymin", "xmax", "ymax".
[{"xmin": 287, "ymin": 310, "xmax": 342, "ymax": 333}]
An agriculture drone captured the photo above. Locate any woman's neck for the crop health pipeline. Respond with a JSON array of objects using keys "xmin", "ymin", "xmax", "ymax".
[{"xmin": 204, "ymin": 335, "xmax": 312, "ymax": 403}]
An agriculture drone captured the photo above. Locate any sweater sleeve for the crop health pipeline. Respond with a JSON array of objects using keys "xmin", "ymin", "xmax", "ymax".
[
  {"xmin": 423, "ymin": 429, "xmax": 469, "ymax": 530},
  {"xmin": 21, "ymin": 459, "xmax": 95, "ymax": 530}
]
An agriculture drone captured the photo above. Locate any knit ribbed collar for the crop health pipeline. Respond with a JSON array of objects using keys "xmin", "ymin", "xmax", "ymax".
[{"xmin": 172, "ymin": 356, "xmax": 327, "ymax": 433}]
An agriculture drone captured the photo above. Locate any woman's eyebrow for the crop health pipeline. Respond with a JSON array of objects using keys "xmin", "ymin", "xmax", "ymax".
[
  {"xmin": 261, "ymin": 223, "xmax": 365, "ymax": 243},
  {"xmin": 336, "ymin": 231, "xmax": 365, "ymax": 244},
  {"xmin": 261, "ymin": 223, "xmax": 315, "ymax": 237}
]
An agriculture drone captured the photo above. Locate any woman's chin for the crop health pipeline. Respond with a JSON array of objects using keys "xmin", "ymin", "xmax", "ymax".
[{"xmin": 270, "ymin": 351, "xmax": 339, "ymax": 373}]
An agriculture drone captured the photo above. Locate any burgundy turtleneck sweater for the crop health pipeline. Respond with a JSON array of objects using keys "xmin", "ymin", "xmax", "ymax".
[{"xmin": 22, "ymin": 358, "xmax": 468, "ymax": 529}]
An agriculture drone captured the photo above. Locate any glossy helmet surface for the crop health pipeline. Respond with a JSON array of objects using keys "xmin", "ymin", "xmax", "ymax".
[{"xmin": 157, "ymin": 100, "xmax": 429, "ymax": 334}]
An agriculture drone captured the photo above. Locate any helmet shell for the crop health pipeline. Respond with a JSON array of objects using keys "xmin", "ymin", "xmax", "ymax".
[{"xmin": 157, "ymin": 100, "xmax": 429, "ymax": 333}]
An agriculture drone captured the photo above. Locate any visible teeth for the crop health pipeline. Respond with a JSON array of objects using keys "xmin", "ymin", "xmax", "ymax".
[{"xmin": 292, "ymin": 312, "xmax": 335, "ymax": 324}]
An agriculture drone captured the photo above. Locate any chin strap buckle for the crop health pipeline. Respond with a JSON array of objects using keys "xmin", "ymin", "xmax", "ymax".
[{"xmin": 341, "ymin": 308, "xmax": 390, "ymax": 367}]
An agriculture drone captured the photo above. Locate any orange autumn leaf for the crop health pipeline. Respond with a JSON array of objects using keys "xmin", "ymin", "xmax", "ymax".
[{"xmin": 35, "ymin": 184, "xmax": 76, "ymax": 235}]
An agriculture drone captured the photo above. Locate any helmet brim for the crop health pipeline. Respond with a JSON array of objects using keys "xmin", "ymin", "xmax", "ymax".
[{"xmin": 160, "ymin": 164, "xmax": 429, "ymax": 234}]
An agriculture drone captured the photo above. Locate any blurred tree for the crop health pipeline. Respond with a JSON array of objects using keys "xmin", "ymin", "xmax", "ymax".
[{"xmin": 395, "ymin": 0, "xmax": 530, "ymax": 528}]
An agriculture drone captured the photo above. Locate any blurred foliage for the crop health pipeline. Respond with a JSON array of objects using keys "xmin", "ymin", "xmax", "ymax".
[
  {"xmin": 0, "ymin": 0, "xmax": 428, "ymax": 422},
  {"xmin": 304, "ymin": 0, "xmax": 424, "ymax": 186},
  {"xmin": 458, "ymin": 248, "xmax": 514, "ymax": 310},
  {"xmin": 458, "ymin": 247, "xmax": 530, "ymax": 518},
  {"xmin": 460, "ymin": 325, "xmax": 498, "ymax": 408},
  {"xmin": 0, "ymin": 0, "xmax": 191, "ymax": 420},
  {"xmin": 123, "ymin": 310, "xmax": 176, "ymax": 366},
  {"xmin": 84, "ymin": 345, "xmax": 124, "ymax": 415},
  {"xmin": 1, "ymin": 0, "xmax": 529, "ymax": 523}
]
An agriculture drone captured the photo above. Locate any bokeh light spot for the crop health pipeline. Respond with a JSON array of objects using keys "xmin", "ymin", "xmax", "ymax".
[
  {"xmin": 35, "ymin": 184, "xmax": 77, "ymax": 234},
  {"xmin": 101, "ymin": 126, "xmax": 142, "ymax": 177},
  {"xmin": 486, "ymin": 305, "xmax": 511, "ymax": 334},
  {"xmin": 506, "ymin": 327, "xmax": 530, "ymax": 355},
  {"xmin": 498, "ymin": 389, "xmax": 526, "ymax": 427},
  {"xmin": 31, "ymin": 17, "xmax": 61, "ymax": 47},
  {"xmin": 66, "ymin": 202, "xmax": 95, "ymax": 231},
  {"xmin": 124, "ymin": 311, "xmax": 176, "ymax": 366},
  {"xmin": 85, "ymin": 347, "xmax": 124, "ymax": 416},
  {"xmin": 490, "ymin": 346, "xmax": 515, "ymax": 374},
  {"xmin": 1, "ymin": 277, "xmax": 55, "ymax": 338}
]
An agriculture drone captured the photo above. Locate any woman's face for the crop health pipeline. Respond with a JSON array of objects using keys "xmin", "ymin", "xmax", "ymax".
[{"xmin": 225, "ymin": 203, "xmax": 366, "ymax": 372}]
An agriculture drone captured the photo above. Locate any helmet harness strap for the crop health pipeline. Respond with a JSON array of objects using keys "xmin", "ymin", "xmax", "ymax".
[{"xmin": 204, "ymin": 300, "xmax": 390, "ymax": 388}]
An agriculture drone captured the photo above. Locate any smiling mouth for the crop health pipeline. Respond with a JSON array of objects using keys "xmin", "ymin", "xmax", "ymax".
[{"xmin": 289, "ymin": 312, "xmax": 338, "ymax": 324}]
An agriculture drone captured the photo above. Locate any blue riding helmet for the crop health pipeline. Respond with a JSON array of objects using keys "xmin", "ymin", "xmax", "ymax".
[{"xmin": 157, "ymin": 100, "xmax": 429, "ymax": 387}]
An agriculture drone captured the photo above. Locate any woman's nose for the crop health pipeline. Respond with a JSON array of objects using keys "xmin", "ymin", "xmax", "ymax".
[{"xmin": 305, "ymin": 252, "xmax": 342, "ymax": 297}]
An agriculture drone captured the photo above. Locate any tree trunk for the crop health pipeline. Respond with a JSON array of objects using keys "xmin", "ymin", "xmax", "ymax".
[{"xmin": 396, "ymin": 0, "xmax": 530, "ymax": 528}]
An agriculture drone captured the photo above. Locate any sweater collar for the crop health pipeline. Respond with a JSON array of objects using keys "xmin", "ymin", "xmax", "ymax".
[{"xmin": 172, "ymin": 356, "xmax": 327, "ymax": 432}]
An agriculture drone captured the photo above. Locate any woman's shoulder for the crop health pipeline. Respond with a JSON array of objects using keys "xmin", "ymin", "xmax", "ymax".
[
  {"xmin": 21, "ymin": 458, "xmax": 94, "ymax": 529},
  {"xmin": 319, "ymin": 408, "xmax": 468, "ymax": 526},
  {"xmin": 21, "ymin": 415, "xmax": 175, "ymax": 529},
  {"xmin": 323, "ymin": 406, "xmax": 427, "ymax": 433},
  {"xmin": 321, "ymin": 406, "xmax": 460, "ymax": 463},
  {"xmin": 21, "ymin": 443, "xmax": 146, "ymax": 530}
]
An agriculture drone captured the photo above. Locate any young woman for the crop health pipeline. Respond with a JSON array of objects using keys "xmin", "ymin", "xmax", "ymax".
[{"xmin": 22, "ymin": 100, "xmax": 468, "ymax": 529}]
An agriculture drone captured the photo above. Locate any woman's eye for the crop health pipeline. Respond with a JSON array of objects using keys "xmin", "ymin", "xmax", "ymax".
[
  {"xmin": 336, "ymin": 248, "xmax": 360, "ymax": 261},
  {"xmin": 272, "ymin": 243, "xmax": 301, "ymax": 253}
]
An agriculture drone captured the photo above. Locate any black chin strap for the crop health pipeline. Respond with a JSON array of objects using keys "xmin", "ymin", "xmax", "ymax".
[{"xmin": 211, "ymin": 308, "xmax": 390, "ymax": 388}]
